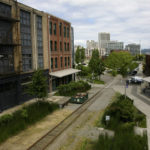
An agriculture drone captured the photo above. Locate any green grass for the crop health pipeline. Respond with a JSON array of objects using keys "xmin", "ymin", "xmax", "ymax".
[
  {"xmin": 93, "ymin": 132, "xmax": 147, "ymax": 150},
  {"xmin": 0, "ymin": 101, "xmax": 59, "ymax": 144},
  {"xmin": 92, "ymin": 80, "xmax": 105, "ymax": 84}
]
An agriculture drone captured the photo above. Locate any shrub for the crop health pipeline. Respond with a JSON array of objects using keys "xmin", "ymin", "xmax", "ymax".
[
  {"xmin": 57, "ymin": 81, "xmax": 91, "ymax": 96},
  {"xmin": 101, "ymin": 94, "xmax": 146, "ymax": 130}
]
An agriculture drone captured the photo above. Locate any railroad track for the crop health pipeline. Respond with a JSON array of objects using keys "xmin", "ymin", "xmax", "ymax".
[{"xmin": 28, "ymin": 79, "xmax": 115, "ymax": 150}]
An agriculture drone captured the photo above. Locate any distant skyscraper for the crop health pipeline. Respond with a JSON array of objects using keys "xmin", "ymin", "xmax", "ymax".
[
  {"xmin": 98, "ymin": 32, "xmax": 110, "ymax": 56},
  {"xmin": 106, "ymin": 41, "xmax": 124, "ymax": 54},
  {"xmin": 125, "ymin": 44, "xmax": 140, "ymax": 55},
  {"xmin": 86, "ymin": 40, "xmax": 98, "ymax": 58},
  {"xmin": 98, "ymin": 32, "xmax": 124, "ymax": 56}
]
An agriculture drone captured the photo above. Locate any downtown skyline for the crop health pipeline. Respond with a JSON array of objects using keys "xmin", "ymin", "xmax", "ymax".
[{"xmin": 18, "ymin": 0, "xmax": 150, "ymax": 49}]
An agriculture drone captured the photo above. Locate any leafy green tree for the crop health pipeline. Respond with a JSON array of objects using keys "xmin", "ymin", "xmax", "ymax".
[
  {"xmin": 75, "ymin": 46, "xmax": 85, "ymax": 64},
  {"xmin": 76, "ymin": 64, "xmax": 90, "ymax": 77},
  {"xmin": 105, "ymin": 52, "xmax": 135, "ymax": 77},
  {"xmin": 26, "ymin": 69, "xmax": 48, "ymax": 101},
  {"xmin": 89, "ymin": 49, "xmax": 105, "ymax": 79}
]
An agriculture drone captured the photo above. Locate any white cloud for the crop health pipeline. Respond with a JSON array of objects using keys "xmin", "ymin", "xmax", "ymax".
[{"xmin": 18, "ymin": 0, "xmax": 150, "ymax": 48}]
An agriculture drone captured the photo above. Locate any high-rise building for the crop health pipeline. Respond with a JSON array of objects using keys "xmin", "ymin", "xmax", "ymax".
[
  {"xmin": 86, "ymin": 40, "xmax": 98, "ymax": 58},
  {"xmin": 98, "ymin": 32, "xmax": 110, "ymax": 56},
  {"xmin": 98, "ymin": 32, "xmax": 124, "ymax": 56},
  {"xmin": 106, "ymin": 41, "xmax": 124, "ymax": 55},
  {"xmin": 125, "ymin": 44, "xmax": 140, "ymax": 55}
]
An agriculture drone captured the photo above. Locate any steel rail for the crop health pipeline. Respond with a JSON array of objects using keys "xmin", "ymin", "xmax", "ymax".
[{"xmin": 28, "ymin": 80, "xmax": 114, "ymax": 150}]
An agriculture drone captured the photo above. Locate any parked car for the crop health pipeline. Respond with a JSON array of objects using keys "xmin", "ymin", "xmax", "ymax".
[
  {"xmin": 129, "ymin": 70, "xmax": 137, "ymax": 76},
  {"xmin": 126, "ymin": 76, "xmax": 143, "ymax": 84}
]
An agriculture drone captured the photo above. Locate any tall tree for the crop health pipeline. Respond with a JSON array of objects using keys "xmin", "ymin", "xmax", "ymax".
[
  {"xmin": 105, "ymin": 51, "xmax": 135, "ymax": 77},
  {"xmin": 75, "ymin": 46, "xmax": 85, "ymax": 64},
  {"xmin": 89, "ymin": 49, "xmax": 105, "ymax": 79},
  {"xmin": 26, "ymin": 69, "xmax": 48, "ymax": 101}
]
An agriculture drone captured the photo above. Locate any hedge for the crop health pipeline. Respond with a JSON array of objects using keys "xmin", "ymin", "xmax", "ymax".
[
  {"xmin": 0, "ymin": 101, "xmax": 59, "ymax": 143},
  {"xmin": 57, "ymin": 81, "xmax": 91, "ymax": 96}
]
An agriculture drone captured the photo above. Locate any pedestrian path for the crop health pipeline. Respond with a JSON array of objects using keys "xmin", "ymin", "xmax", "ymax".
[{"xmin": 113, "ymin": 84, "xmax": 150, "ymax": 150}]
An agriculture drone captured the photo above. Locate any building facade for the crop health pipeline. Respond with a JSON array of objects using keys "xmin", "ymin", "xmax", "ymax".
[
  {"xmin": 71, "ymin": 27, "xmax": 75, "ymax": 67},
  {"xmin": 86, "ymin": 40, "xmax": 98, "ymax": 58},
  {"xmin": 98, "ymin": 32, "xmax": 124, "ymax": 56},
  {"xmin": 0, "ymin": 0, "xmax": 50, "ymax": 111},
  {"xmin": 106, "ymin": 41, "xmax": 124, "ymax": 55},
  {"xmin": 98, "ymin": 32, "xmax": 110, "ymax": 56},
  {"xmin": 0, "ymin": 0, "xmax": 78, "ymax": 111},
  {"xmin": 125, "ymin": 43, "xmax": 141, "ymax": 56},
  {"xmin": 48, "ymin": 15, "xmax": 73, "ymax": 92}
]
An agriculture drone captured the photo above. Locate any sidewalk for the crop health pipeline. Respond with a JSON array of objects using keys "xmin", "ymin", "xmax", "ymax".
[{"xmin": 113, "ymin": 84, "xmax": 150, "ymax": 150}]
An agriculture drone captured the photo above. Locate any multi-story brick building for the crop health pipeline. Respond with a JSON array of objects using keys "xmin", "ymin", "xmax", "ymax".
[
  {"xmin": 0, "ymin": 0, "xmax": 78, "ymax": 111},
  {"xmin": 48, "ymin": 15, "xmax": 79, "ymax": 91}
]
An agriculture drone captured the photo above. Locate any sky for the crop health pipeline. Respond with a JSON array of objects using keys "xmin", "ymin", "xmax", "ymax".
[{"xmin": 18, "ymin": 0, "xmax": 150, "ymax": 49}]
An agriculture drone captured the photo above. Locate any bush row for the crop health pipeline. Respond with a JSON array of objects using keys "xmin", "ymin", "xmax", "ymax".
[
  {"xmin": 57, "ymin": 81, "xmax": 91, "ymax": 96},
  {"xmin": 101, "ymin": 94, "xmax": 146, "ymax": 131},
  {"xmin": 0, "ymin": 101, "xmax": 59, "ymax": 143}
]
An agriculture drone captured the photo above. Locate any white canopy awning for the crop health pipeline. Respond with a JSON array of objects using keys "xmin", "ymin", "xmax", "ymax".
[
  {"xmin": 50, "ymin": 68, "xmax": 80, "ymax": 78},
  {"xmin": 143, "ymin": 77, "xmax": 150, "ymax": 83}
]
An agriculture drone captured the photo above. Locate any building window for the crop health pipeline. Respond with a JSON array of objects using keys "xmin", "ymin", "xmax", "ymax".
[
  {"xmin": 65, "ymin": 57, "xmax": 67, "ymax": 67},
  {"xmin": 61, "ymin": 57, "xmax": 63, "ymax": 68},
  {"xmin": 51, "ymin": 58, "xmax": 53, "ymax": 69},
  {"xmin": 60, "ymin": 41, "xmax": 62, "ymax": 51},
  {"xmin": 54, "ymin": 23, "xmax": 56, "ymax": 35},
  {"xmin": 68, "ymin": 57, "xmax": 70, "ymax": 66},
  {"xmin": 59, "ymin": 23, "xmax": 62, "ymax": 36},
  {"xmin": 64, "ymin": 26, "xmax": 66, "ymax": 37},
  {"xmin": 50, "ymin": 40, "xmax": 53, "ymax": 51},
  {"xmin": 67, "ymin": 43, "xmax": 69, "ymax": 51},
  {"xmin": 37, "ymin": 15, "xmax": 43, "ymax": 68},
  {"xmin": 49, "ymin": 21, "xmax": 52, "ymax": 35},
  {"xmin": 67, "ymin": 27, "xmax": 69, "ymax": 38},
  {"xmin": 55, "ymin": 41, "xmax": 57, "ymax": 51},
  {"xmin": 20, "ymin": 10, "xmax": 32, "ymax": 72},
  {"xmin": 64, "ymin": 42, "xmax": 66, "ymax": 51},
  {"xmin": 55, "ymin": 57, "xmax": 57, "ymax": 68}
]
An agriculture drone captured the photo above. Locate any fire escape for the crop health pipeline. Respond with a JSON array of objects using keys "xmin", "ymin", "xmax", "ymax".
[{"xmin": 0, "ymin": 1, "xmax": 20, "ymax": 75}]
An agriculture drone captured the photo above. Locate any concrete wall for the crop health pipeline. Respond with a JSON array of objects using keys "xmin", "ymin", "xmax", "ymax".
[{"xmin": 0, "ymin": 0, "xmax": 49, "ymax": 73}]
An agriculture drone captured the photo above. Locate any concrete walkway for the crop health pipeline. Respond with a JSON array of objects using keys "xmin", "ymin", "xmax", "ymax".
[
  {"xmin": 0, "ymin": 94, "xmax": 69, "ymax": 117},
  {"xmin": 113, "ymin": 83, "xmax": 150, "ymax": 150}
]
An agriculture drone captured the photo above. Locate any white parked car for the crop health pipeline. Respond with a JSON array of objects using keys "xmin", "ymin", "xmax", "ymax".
[{"xmin": 126, "ymin": 76, "xmax": 143, "ymax": 84}]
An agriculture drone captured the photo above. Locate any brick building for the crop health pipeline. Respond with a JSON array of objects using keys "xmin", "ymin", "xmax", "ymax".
[{"xmin": 48, "ymin": 15, "xmax": 79, "ymax": 91}]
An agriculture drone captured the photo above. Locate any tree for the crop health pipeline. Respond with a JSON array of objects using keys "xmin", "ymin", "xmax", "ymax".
[
  {"xmin": 89, "ymin": 49, "xmax": 105, "ymax": 79},
  {"xmin": 105, "ymin": 51, "xmax": 135, "ymax": 77},
  {"xmin": 75, "ymin": 46, "xmax": 85, "ymax": 64},
  {"xmin": 26, "ymin": 69, "xmax": 48, "ymax": 101}
]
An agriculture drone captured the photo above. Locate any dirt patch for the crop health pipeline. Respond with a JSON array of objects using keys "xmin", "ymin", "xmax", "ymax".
[{"xmin": 0, "ymin": 109, "xmax": 73, "ymax": 150}]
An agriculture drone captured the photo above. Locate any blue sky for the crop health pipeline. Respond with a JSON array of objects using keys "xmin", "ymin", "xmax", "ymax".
[{"xmin": 18, "ymin": 0, "xmax": 150, "ymax": 49}]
